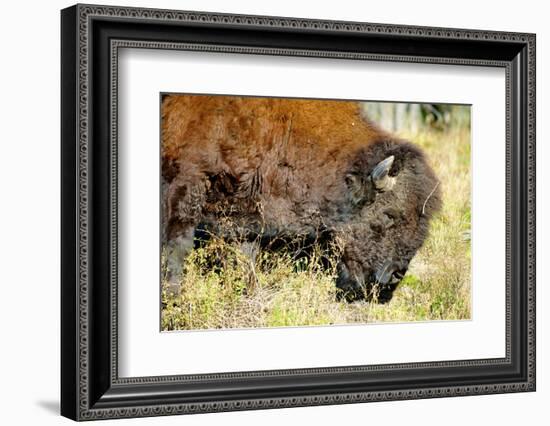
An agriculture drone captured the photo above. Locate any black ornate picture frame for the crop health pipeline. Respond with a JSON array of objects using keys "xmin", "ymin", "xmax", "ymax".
[{"xmin": 61, "ymin": 3, "xmax": 536, "ymax": 421}]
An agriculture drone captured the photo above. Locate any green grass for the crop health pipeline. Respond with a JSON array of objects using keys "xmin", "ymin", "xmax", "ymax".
[{"xmin": 161, "ymin": 125, "xmax": 471, "ymax": 331}]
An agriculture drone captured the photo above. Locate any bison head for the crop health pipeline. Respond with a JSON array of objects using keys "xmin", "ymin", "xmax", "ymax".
[{"xmin": 335, "ymin": 141, "xmax": 441, "ymax": 303}]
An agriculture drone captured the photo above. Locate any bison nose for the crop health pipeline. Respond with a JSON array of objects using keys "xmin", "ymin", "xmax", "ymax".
[{"xmin": 377, "ymin": 287, "xmax": 396, "ymax": 304}]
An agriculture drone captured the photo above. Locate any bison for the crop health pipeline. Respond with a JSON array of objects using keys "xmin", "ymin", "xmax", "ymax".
[{"xmin": 161, "ymin": 94, "xmax": 441, "ymax": 303}]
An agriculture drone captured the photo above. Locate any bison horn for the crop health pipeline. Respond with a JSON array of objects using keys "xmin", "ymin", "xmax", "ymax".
[{"xmin": 371, "ymin": 155, "xmax": 396, "ymax": 192}]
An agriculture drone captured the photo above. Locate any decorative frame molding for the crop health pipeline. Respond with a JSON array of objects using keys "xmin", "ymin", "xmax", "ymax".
[{"xmin": 61, "ymin": 3, "xmax": 536, "ymax": 421}]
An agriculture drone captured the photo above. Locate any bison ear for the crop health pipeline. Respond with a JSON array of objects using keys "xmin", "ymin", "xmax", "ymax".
[
  {"xmin": 371, "ymin": 155, "xmax": 396, "ymax": 192},
  {"xmin": 345, "ymin": 173, "xmax": 360, "ymax": 188},
  {"xmin": 345, "ymin": 173, "xmax": 369, "ymax": 206}
]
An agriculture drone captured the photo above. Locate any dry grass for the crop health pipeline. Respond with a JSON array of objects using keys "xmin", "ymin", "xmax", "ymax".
[{"xmin": 161, "ymin": 123, "xmax": 471, "ymax": 331}]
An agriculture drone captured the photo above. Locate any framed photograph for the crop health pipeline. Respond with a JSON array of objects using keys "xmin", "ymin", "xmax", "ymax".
[{"xmin": 61, "ymin": 4, "xmax": 536, "ymax": 421}]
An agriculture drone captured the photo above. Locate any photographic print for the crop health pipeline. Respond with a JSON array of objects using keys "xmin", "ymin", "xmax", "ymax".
[{"xmin": 160, "ymin": 94, "xmax": 471, "ymax": 331}]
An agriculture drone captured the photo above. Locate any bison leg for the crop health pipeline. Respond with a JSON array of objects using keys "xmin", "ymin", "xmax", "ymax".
[
  {"xmin": 163, "ymin": 176, "xmax": 208, "ymax": 293},
  {"xmin": 164, "ymin": 227, "xmax": 196, "ymax": 294},
  {"xmin": 239, "ymin": 241, "xmax": 260, "ymax": 292}
]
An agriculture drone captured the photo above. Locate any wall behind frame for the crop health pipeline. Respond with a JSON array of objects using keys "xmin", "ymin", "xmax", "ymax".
[{"xmin": 0, "ymin": 0, "xmax": 545, "ymax": 425}]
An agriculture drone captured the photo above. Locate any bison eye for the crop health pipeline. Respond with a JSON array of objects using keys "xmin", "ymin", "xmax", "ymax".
[
  {"xmin": 345, "ymin": 173, "xmax": 361, "ymax": 188},
  {"xmin": 345, "ymin": 173, "xmax": 370, "ymax": 206}
]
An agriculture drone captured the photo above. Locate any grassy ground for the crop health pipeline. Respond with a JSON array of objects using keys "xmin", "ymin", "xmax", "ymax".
[{"xmin": 161, "ymin": 125, "xmax": 471, "ymax": 331}]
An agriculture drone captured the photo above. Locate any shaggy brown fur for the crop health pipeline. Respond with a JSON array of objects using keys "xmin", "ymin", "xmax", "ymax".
[{"xmin": 162, "ymin": 94, "xmax": 441, "ymax": 303}]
